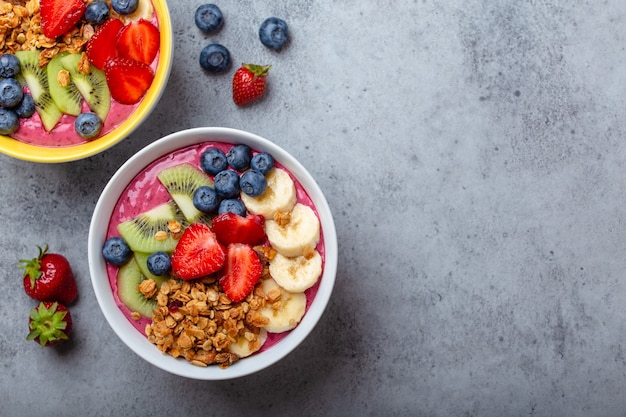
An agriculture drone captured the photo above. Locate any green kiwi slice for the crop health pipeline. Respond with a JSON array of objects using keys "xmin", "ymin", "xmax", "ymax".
[
  {"xmin": 60, "ymin": 53, "xmax": 111, "ymax": 122},
  {"xmin": 117, "ymin": 200, "xmax": 184, "ymax": 253},
  {"xmin": 157, "ymin": 163, "xmax": 214, "ymax": 224},
  {"xmin": 117, "ymin": 257, "xmax": 157, "ymax": 318},
  {"xmin": 15, "ymin": 50, "xmax": 63, "ymax": 131},
  {"xmin": 47, "ymin": 52, "xmax": 82, "ymax": 116},
  {"xmin": 133, "ymin": 252, "xmax": 170, "ymax": 286}
]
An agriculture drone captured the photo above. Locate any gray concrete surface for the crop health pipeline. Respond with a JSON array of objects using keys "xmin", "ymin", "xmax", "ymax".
[{"xmin": 2, "ymin": 1, "xmax": 626, "ymax": 416}]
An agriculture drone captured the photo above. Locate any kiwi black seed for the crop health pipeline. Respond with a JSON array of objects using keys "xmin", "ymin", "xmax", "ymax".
[
  {"xmin": 157, "ymin": 163, "xmax": 215, "ymax": 224},
  {"xmin": 117, "ymin": 257, "xmax": 157, "ymax": 318},
  {"xmin": 117, "ymin": 200, "xmax": 185, "ymax": 253}
]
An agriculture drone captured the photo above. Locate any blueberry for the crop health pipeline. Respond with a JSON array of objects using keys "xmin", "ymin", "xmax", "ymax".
[
  {"xmin": 147, "ymin": 251, "xmax": 172, "ymax": 276},
  {"xmin": 0, "ymin": 78, "xmax": 23, "ymax": 108},
  {"xmin": 14, "ymin": 94, "xmax": 35, "ymax": 119},
  {"xmin": 84, "ymin": 0, "xmax": 110, "ymax": 25},
  {"xmin": 102, "ymin": 237, "xmax": 132, "ymax": 266},
  {"xmin": 213, "ymin": 169, "xmax": 240, "ymax": 198},
  {"xmin": 193, "ymin": 185, "xmax": 219, "ymax": 213},
  {"xmin": 200, "ymin": 147, "xmax": 229, "ymax": 175},
  {"xmin": 199, "ymin": 43, "xmax": 230, "ymax": 73},
  {"xmin": 0, "ymin": 108, "xmax": 19, "ymax": 135},
  {"xmin": 75, "ymin": 112, "xmax": 102, "ymax": 139},
  {"xmin": 240, "ymin": 170, "xmax": 267, "ymax": 197},
  {"xmin": 195, "ymin": 4, "xmax": 223, "ymax": 33},
  {"xmin": 250, "ymin": 152, "xmax": 275, "ymax": 175},
  {"xmin": 227, "ymin": 144, "xmax": 252, "ymax": 171},
  {"xmin": 111, "ymin": 0, "xmax": 138, "ymax": 15},
  {"xmin": 259, "ymin": 17, "xmax": 289, "ymax": 50},
  {"xmin": 0, "ymin": 54, "xmax": 20, "ymax": 78},
  {"xmin": 218, "ymin": 199, "xmax": 246, "ymax": 216}
]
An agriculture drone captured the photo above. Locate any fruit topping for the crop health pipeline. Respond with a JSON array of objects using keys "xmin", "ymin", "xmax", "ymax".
[
  {"xmin": 269, "ymin": 250, "xmax": 323, "ymax": 293},
  {"xmin": 40, "ymin": 0, "xmax": 86, "ymax": 40},
  {"xmin": 14, "ymin": 94, "xmax": 36, "ymax": 119},
  {"xmin": 226, "ymin": 144, "xmax": 252, "ymax": 171},
  {"xmin": 240, "ymin": 170, "xmax": 267, "ymax": 197},
  {"xmin": 255, "ymin": 278, "xmax": 306, "ymax": 333},
  {"xmin": 157, "ymin": 163, "xmax": 214, "ymax": 224},
  {"xmin": 171, "ymin": 223, "xmax": 226, "ymax": 280},
  {"xmin": 112, "ymin": 0, "xmax": 139, "ymax": 15},
  {"xmin": 86, "ymin": 18, "xmax": 125, "ymax": 70},
  {"xmin": 27, "ymin": 301, "xmax": 73, "ymax": 347},
  {"xmin": 47, "ymin": 52, "xmax": 82, "ymax": 116},
  {"xmin": 192, "ymin": 185, "xmax": 220, "ymax": 214},
  {"xmin": 0, "ymin": 77, "xmax": 23, "ymax": 108},
  {"xmin": 117, "ymin": 201, "xmax": 185, "ymax": 253},
  {"xmin": 117, "ymin": 19, "xmax": 160, "ymax": 66},
  {"xmin": 0, "ymin": 109, "xmax": 19, "ymax": 135},
  {"xmin": 219, "ymin": 243, "xmax": 263, "ymax": 302},
  {"xmin": 102, "ymin": 237, "xmax": 133, "ymax": 266},
  {"xmin": 259, "ymin": 17, "xmax": 289, "ymax": 50},
  {"xmin": 213, "ymin": 169, "xmax": 240, "ymax": 198},
  {"xmin": 212, "ymin": 212, "xmax": 266, "ymax": 246},
  {"xmin": 84, "ymin": 0, "xmax": 111, "ymax": 25},
  {"xmin": 19, "ymin": 245, "xmax": 78, "ymax": 305},
  {"xmin": 117, "ymin": 257, "xmax": 157, "ymax": 317},
  {"xmin": 232, "ymin": 64, "xmax": 270, "ymax": 106},
  {"xmin": 264, "ymin": 203, "xmax": 321, "ymax": 258},
  {"xmin": 104, "ymin": 56, "xmax": 155, "ymax": 105},
  {"xmin": 218, "ymin": 198, "xmax": 246, "ymax": 216},
  {"xmin": 146, "ymin": 251, "xmax": 172, "ymax": 276},
  {"xmin": 0, "ymin": 53, "xmax": 20, "ymax": 78},
  {"xmin": 240, "ymin": 167, "xmax": 297, "ymax": 219},
  {"xmin": 75, "ymin": 112, "xmax": 103, "ymax": 139},
  {"xmin": 250, "ymin": 152, "xmax": 275, "ymax": 175},
  {"xmin": 60, "ymin": 53, "xmax": 111, "ymax": 122},
  {"xmin": 199, "ymin": 43, "xmax": 231, "ymax": 73},
  {"xmin": 194, "ymin": 4, "xmax": 224, "ymax": 33},
  {"xmin": 200, "ymin": 147, "xmax": 229, "ymax": 175}
]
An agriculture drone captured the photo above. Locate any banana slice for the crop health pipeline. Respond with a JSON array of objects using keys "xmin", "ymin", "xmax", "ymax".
[
  {"xmin": 229, "ymin": 328, "xmax": 268, "ymax": 358},
  {"xmin": 240, "ymin": 168, "xmax": 297, "ymax": 220},
  {"xmin": 122, "ymin": 0, "xmax": 155, "ymax": 22},
  {"xmin": 265, "ymin": 203, "xmax": 320, "ymax": 257},
  {"xmin": 257, "ymin": 278, "xmax": 306, "ymax": 333},
  {"xmin": 269, "ymin": 250, "xmax": 322, "ymax": 293}
]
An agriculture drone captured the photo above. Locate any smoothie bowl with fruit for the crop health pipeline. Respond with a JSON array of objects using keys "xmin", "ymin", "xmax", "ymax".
[
  {"xmin": 88, "ymin": 127, "xmax": 338, "ymax": 380},
  {"xmin": 0, "ymin": 0, "xmax": 172, "ymax": 163}
]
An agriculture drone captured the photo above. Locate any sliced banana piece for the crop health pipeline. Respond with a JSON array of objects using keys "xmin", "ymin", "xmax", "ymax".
[
  {"xmin": 265, "ymin": 203, "xmax": 320, "ymax": 257},
  {"xmin": 257, "ymin": 278, "xmax": 306, "ymax": 333},
  {"xmin": 229, "ymin": 328, "xmax": 268, "ymax": 358},
  {"xmin": 240, "ymin": 168, "xmax": 297, "ymax": 220},
  {"xmin": 121, "ymin": 0, "xmax": 154, "ymax": 22},
  {"xmin": 269, "ymin": 250, "xmax": 322, "ymax": 293}
]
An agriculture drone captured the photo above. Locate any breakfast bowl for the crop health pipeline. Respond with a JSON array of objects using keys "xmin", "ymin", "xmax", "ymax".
[
  {"xmin": 0, "ymin": 0, "xmax": 172, "ymax": 163},
  {"xmin": 88, "ymin": 127, "xmax": 338, "ymax": 380}
]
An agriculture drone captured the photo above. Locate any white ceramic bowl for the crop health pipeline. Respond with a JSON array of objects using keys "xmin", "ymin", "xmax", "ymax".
[{"xmin": 88, "ymin": 127, "xmax": 337, "ymax": 380}]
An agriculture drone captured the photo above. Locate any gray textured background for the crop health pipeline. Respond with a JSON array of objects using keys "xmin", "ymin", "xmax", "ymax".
[{"xmin": 2, "ymin": 1, "xmax": 626, "ymax": 416}]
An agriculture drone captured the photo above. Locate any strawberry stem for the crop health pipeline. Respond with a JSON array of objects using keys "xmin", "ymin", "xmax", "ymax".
[
  {"xmin": 18, "ymin": 245, "xmax": 48, "ymax": 289},
  {"xmin": 242, "ymin": 63, "xmax": 271, "ymax": 77},
  {"xmin": 27, "ymin": 302, "xmax": 70, "ymax": 348}
]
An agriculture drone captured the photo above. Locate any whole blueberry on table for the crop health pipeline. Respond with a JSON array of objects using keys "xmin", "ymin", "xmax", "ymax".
[
  {"xmin": 218, "ymin": 198, "xmax": 246, "ymax": 216},
  {"xmin": 214, "ymin": 169, "xmax": 240, "ymax": 198},
  {"xmin": 84, "ymin": 0, "xmax": 110, "ymax": 25},
  {"xmin": 240, "ymin": 170, "xmax": 267, "ymax": 197},
  {"xmin": 195, "ymin": 4, "xmax": 224, "ymax": 33},
  {"xmin": 227, "ymin": 144, "xmax": 252, "ymax": 171},
  {"xmin": 111, "ymin": 0, "xmax": 138, "ymax": 15},
  {"xmin": 14, "ymin": 93, "xmax": 35, "ymax": 119},
  {"xmin": 259, "ymin": 17, "xmax": 289, "ymax": 50},
  {"xmin": 199, "ymin": 43, "xmax": 231, "ymax": 73},
  {"xmin": 147, "ymin": 252, "xmax": 171, "ymax": 276},
  {"xmin": 0, "ymin": 108, "xmax": 19, "ymax": 135},
  {"xmin": 200, "ymin": 147, "xmax": 229, "ymax": 175},
  {"xmin": 0, "ymin": 53, "xmax": 20, "ymax": 78},
  {"xmin": 75, "ymin": 112, "xmax": 102, "ymax": 139},
  {"xmin": 102, "ymin": 237, "xmax": 132, "ymax": 266},
  {"xmin": 250, "ymin": 152, "xmax": 274, "ymax": 175},
  {"xmin": 0, "ymin": 77, "xmax": 23, "ymax": 108},
  {"xmin": 193, "ymin": 185, "xmax": 219, "ymax": 213}
]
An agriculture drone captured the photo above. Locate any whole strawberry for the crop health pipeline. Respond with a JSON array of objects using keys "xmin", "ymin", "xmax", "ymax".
[
  {"xmin": 27, "ymin": 301, "xmax": 73, "ymax": 347},
  {"xmin": 232, "ymin": 64, "xmax": 271, "ymax": 106},
  {"xmin": 19, "ymin": 245, "xmax": 78, "ymax": 305}
]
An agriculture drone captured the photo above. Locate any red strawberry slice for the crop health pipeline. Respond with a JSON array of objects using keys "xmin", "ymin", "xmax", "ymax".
[
  {"xmin": 40, "ymin": 0, "xmax": 86, "ymax": 39},
  {"xmin": 212, "ymin": 212, "xmax": 266, "ymax": 246},
  {"xmin": 219, "ymin": 243, "xmax": 263, "ymax": 302},
  {"xmin": 86, "ymin": 18, "xmax": 124, "ymax": 69},
  {"xmin": 171, "ymin": 223, "xmax": 226, "ymax": 280},
  {"xmin": 104, "ymin": 57, "xmax": 155, "ymax": 104},
  {"xmin": 116, "ymin": 19, "xmax": 160, "ymax": 65}
]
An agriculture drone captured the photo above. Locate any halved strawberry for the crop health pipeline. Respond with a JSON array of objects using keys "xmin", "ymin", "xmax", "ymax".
[
  {"xmin": 212, "ymin": 212, "xmax": 266, "ymax": 246},
  {"xmin": 104, "ymin": 57, "xmax": 155, "ymax": 104},
  {"xmin": 40, "ymin": 0, "xmax": 86, "ymax": 39},
  {"xmin": 117, "ymin": 19, "xmax": 160, "ymax": 65},
  {"xmin": 86, "ymin": 18, "xmax": 124, "ymax": 69},
  {"xmin": 219, "ymin": 243, "xmax": 263, "ymax": 302},
  {"xmin": 171, "ymin": 223, "xmax": 226, "ymax": 280}
]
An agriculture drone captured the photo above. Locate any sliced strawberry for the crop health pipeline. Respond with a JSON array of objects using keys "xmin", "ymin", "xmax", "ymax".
[
  {"xmin": 40, "ymin": 0, "xmax": 86, "ymax": 39},
  {"xmin": 219, "ymin": 243, "xmax": 263, "ymax": 302},
  {"xmin": 212, "ymin": 212, "xmax": 266, "ymax": 246},
  {"xmin": 104, "ymin": 57, "xmax": 155, "ymax": 104},
  {"xmin": 86, "ymin": 18, "xmax": 124, "ymax": 69},
  {"xmin": 171, "ymin": 223, "xmax": 226, "ymax": 280},
  {"xmin": 116, "ymin": 19, "xmax": 160, "ymax": 65}
]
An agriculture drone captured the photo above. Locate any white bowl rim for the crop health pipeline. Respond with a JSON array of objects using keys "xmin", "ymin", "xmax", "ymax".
[{"xmin": 87, "ymin": 127, "xmax": 338, "ymax": 380}]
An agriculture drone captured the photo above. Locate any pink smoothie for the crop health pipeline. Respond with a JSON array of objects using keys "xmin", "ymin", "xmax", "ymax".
[{"xmin": 105, "ymin": 141, "xmax": 326, "ymax": 354}]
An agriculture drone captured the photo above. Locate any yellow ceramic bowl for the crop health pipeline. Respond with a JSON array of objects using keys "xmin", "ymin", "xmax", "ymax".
[{"xmin": 0, "ymin": 0, "xmax": 172, "ymax": 163}]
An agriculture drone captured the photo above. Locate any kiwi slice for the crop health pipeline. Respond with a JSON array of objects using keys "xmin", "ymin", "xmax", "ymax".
[
  {"xmin": 157, "ymin": 163, "xmax": 214, "ymax": 224},
  {"xmin": 117, "ymin": 257, "xmax": 157, "ymax": 318},
  {"xmin": 15, "ymin": 50, "xmax": 63, "ymax": 131},
  {"xmin": 60, "ymin": 53, "xmax": 111, "ymax": 122},
  {"xmin": 117, "ymin": 200, "xmax": 185, "ymax": 253},
  {"xmin": 47, "ymin": 52, "xmax": 82, "ymax": 116},
  {"xmin": 133, "ymin": 252, "xmax": 170, "ymax": 286}
]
